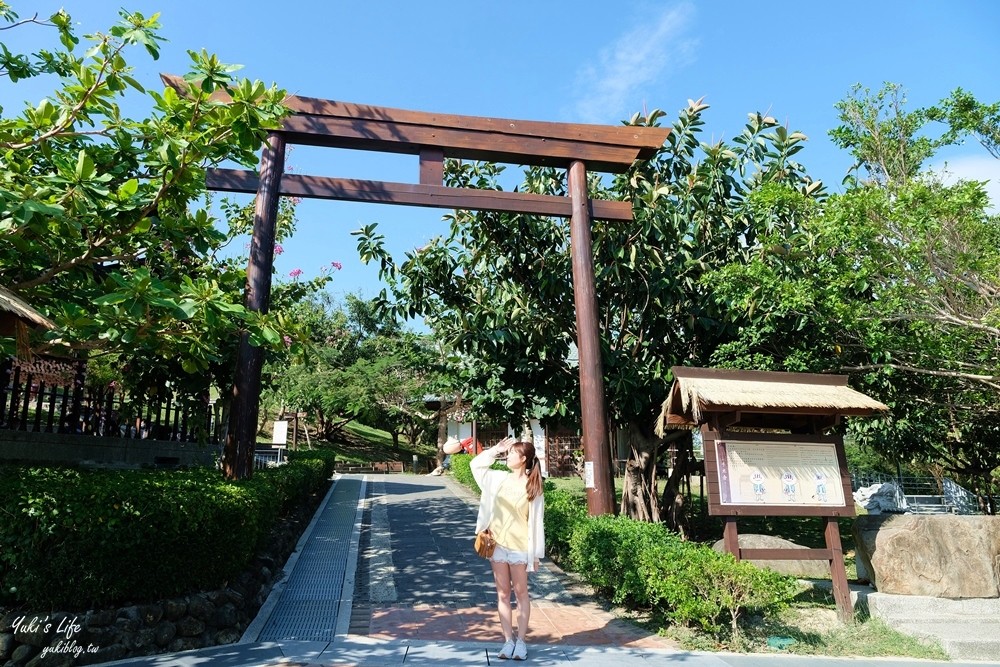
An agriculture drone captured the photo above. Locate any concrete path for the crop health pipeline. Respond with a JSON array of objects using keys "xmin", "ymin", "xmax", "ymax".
[{"xmin": 104, "ymin": 474, "xmax": 1000, "ymax": 667}]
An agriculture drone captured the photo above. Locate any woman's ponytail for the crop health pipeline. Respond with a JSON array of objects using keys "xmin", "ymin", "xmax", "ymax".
[{"xmin": 513, "ymin": 440, "xmax": 544, "ymax": 501}]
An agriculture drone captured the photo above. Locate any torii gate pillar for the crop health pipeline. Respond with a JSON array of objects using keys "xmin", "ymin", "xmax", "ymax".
[
  {"xmin": 223, "ymin": 132, "xmax": 285, "ymax": 480},
  {"xmin": 171, "ymin": 74, "xmax": 671, "ymax": 513},
  {"xmin": 569, "ymin": 160, "xmax": 614, "ymax": 515}
]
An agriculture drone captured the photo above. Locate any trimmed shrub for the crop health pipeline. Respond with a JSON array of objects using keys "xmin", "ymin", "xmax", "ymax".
[
  {"xmin": 0, "ymin": 457, "xmax": 331, "ymax": 610},
  {"xmin": 450, "ymin": 453, "xmax": 476, "ymax": 492},
  {"xmin": 569, "ymin": 514, "xmax": 676, "ymax": 605},
  {"xmin": 543, "ymin": 486, "xmax": 587, "ymax": 564},
  {"xmin": 288, "ymin": 447, "xmax": 337, "ymax": 478},
  {"xmin": 640, "ymin": 538, "xmax": 798, "ymax": 635},
  {"xmin": 449, "ymin": 452, "xmax": 507, "ymax": 494}
]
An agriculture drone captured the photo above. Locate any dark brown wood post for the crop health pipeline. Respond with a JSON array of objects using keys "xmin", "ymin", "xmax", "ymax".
[
  {"xmin": 223, "ymin": 132, "xmax": 286, "ymax": 480},
  {"xmin": 825, "ymin": 517, "xmax": 854, "ymax": 623},
  {"xmin": 723, "ymin": 517, "xmax": 740, "ymax": 558},
  {"xmin": 568, "ymin": 160, "xmax": 614, "ymax": 516}
]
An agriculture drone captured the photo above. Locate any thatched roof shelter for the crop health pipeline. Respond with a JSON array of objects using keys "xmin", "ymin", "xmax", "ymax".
[
  {"xmin": 0, "ymin": 286, "xmax": 55, "ymax": 359},
  {"xmin": 0, "ymin": 286, "xmax": 55, "ymax": 332},
  {"xmin": 656, "ymin": 366, "xmax": 888, "ymax": 435}
]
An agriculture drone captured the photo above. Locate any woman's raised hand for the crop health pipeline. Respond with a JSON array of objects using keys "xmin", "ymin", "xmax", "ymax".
[{"xmin": 495, "ymin": 436, "xmax": 517, "ymax": 453}]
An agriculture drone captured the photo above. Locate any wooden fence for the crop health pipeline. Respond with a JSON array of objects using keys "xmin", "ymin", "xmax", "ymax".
[{"xmin": 0, "ymin": 357, "xmax": 220, "ymax": 445}]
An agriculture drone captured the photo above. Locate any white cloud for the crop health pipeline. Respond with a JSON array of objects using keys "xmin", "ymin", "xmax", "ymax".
[
  {"xmin": 568, "ymin": 2, "xmax": 697, "ymax": 124},
  {"xmin": 930, "ymin": 154, "xmax": 1000, "ymax": 213}
]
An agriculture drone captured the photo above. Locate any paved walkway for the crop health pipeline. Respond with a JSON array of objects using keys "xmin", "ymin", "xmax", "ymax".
[{"xmin": 105, "ymin": 474, "xmax": 1000, "ymax": 667}]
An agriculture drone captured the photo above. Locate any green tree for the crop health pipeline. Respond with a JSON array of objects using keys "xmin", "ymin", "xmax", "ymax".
[
  {"xmin": 355, "ymin": 99, "xmax": 824, "ymax": 522},
  {"xmin": 708, "ymin": 84, "xmax": 1000, "ymax": 511},
  {"xmin": 0, "ymin": 4, "xmax": 293, "ymax": 404},
  {"xmin": 269, "ymin": 293, "xmax": 445, "ymax": 449}
]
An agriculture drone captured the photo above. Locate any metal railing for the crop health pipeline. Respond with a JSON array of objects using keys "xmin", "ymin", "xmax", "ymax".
[{"xmin": 850, "ymin": 471, "xmax": 983, "ymax": 514}]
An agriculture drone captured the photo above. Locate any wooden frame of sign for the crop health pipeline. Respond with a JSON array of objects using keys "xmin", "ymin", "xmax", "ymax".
[
  {"xmin": 701, "ymin": 423, "xmax": 855, "ymax": 620},
  {"xmin": 660, "ymin": 367, "xmax": 889, "ymax": 623}
]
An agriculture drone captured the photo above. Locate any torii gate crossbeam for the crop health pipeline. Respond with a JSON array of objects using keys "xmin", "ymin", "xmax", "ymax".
[{"xmin": 164, "ymin": 75, "xmax": 670, "ymax": 516}]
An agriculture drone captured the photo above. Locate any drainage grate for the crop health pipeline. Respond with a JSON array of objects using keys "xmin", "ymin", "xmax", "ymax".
[{"xmin": 257, "ymin": 477, "xmax": 362, "ymax": 641}]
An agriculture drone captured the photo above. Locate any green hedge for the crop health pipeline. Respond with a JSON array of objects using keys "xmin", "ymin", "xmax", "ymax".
[
  {"xmin": 569, "ymin": 514, "xmax": 678, "ymax": 605},
  {"xmin": 449, "ymin": 452, "xmax": 508, "ymax": 493},
  {"xmin": 0, "ymin": 455, "xmax": 333, "ymax": 610},
  {"xmin": 569, "ymin": 513, "xmax": 798, "ymax": 635},
  {"xmin": 543, "ymin": 487, "xmax": 588, "ymax": 564},
  {"xmin": 450, "ymin": 453, "xmax": 477, "ymax": 491}
]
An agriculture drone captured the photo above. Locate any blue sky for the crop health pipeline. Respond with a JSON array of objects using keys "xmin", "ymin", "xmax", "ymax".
[{"xmin": 5, "ymin": 0, "xmax": 999, "ymax": 307}]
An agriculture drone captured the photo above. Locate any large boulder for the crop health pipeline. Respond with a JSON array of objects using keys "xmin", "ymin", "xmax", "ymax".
[
  {"xmin": 711, "ymin": 533, "xmax": 832, "ymax": 579},
  {"xmin": 853, "ymin": 514, "xmax": 1000, "ymax": 598}
]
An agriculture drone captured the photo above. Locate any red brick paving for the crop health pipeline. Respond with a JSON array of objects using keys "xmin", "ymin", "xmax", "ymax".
[{"xmin": 369, "ymin": 599, "xmax": 677, "ymax": 649}]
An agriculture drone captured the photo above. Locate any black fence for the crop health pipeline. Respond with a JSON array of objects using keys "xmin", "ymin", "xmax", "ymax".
[{"xmin": 0, "ymin": 357, "xmax": 221, "ymax": 445}]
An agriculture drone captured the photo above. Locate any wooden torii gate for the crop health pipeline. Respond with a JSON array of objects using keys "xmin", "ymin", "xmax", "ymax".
[{"xmin": 164, "ymin": 75, "xmax": 669, "ymax": 515}]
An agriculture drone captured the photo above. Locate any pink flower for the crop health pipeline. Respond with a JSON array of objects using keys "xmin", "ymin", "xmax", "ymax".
[
  {"xmin": 274, "ymin": 243, "xmax": 284, "ymax": 255},
  {"xmin": 331, "ymin": 261, "xmax": 343, "ymax": 271},
  {"xmin": 290, "ymin": 196, "xmax": 303, "ymax": 206},
  {"xmin": 283, "ymin": 335, "xmax": 292, "ymax": 348},
  {"xmin": 289, "ymin": 268, "xmax": 303, "ymax": 279}
]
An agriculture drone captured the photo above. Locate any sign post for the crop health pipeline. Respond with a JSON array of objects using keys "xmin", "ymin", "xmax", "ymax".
[{"xmin": 658, "ymin": 366, "xmax": 888, "ymax": 624}]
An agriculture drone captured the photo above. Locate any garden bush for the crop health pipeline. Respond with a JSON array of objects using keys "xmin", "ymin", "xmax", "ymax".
[
  {"xmin": 450, "ymin": 453, "xmax": 476, "ymax": 491},
  {"xmin": 288, "ymin": 447, "xmax": 337, "ymax": 478},
  {"xmin": 0, "ymin": 456, "xmax": 332, "ymax": 610},
  {"xmin": 569, "ymin": 512, "xmax": 798, "ymax": 635},
  {"xmin": 640, "ymin": 535, "xmax": 798, "ymax": 635},
  {"xmin": 568, "ymin": 514, "xmax": 676, "ymax": 605},
  {"xmin": 449, "ymin": 452, "xmax": 507, "ymax": 493},
  {"xmin": 543, "ymin": 486, "xmax": 588, "ymax": 564}
]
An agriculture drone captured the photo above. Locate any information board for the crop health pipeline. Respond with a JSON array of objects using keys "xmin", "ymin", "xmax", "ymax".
[
  {"xmin": 272, "ymin": 420, "xmax": 288, "ymax": 445},
  {"xmin": 716, "ymin": 440, "xmax": 845, "ymax": 506}
]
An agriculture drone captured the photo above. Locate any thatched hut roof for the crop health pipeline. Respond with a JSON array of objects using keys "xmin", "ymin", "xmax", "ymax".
[
  {"xmin": 657, "ymin": 366, "xmax": 888, "ymax": 435},
  {"xmin": 0, "ymin": 286, "xmax": 55, "ymax": 332}
]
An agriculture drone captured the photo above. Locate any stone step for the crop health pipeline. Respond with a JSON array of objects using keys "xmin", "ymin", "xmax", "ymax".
[
  {"xmin": 861, "ymin": 593, "xmax": 1000, "ymax": 661},
  {"xmin": 907, "ymin": 506, "xmax": 955, "ymax": 514},
  {"xmin": 905, "ymin": 494, "xmax": 946, "ymax": 504},
  {"xmin": 865, "ymin": 591, "xmax": 1000, "ymax": 619},
  {"xmin": 893, "ymin": 620, "xmax": 1000, "ymax": 661}
]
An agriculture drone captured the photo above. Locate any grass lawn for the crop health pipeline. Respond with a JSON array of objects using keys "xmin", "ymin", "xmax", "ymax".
[{"xmin": 268, "ymin": 421, "xmax": 438, "ymax": 468}]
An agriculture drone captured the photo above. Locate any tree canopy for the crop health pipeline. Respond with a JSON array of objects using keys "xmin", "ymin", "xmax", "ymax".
[
  {"xmin": 356, "ymin": 99, "xmax": 826, "ymax": 521},
  {"xmin": 0, "ymin": 4, "xmax": 297, "ymax": 399},
  {"xmin": 708, "ymin": 83, "xmax": 1000, "ymax": 510}
]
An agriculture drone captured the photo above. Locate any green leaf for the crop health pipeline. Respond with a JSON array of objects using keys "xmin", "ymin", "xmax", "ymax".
[{"xmin": 75, "ymin": 150, "xmax": 95, "ymax": 181}]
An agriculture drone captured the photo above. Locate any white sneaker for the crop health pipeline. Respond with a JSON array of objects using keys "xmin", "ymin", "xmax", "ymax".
[
  {"xmin": 497, "ymin": 638, "xmax": 515, "ymax": 659},
  {"xmin": 512, "ymin": 638, "xmax": 527, "ymax": 660}
]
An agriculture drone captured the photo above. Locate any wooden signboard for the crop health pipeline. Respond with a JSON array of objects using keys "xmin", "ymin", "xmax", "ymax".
[
  {"xmin": 703, "ymin": 427, "xmax": 855, "ymax": 622},
  {"xmin": 703, "ymin": 431, "xmax": 855, "ymax": 518}
]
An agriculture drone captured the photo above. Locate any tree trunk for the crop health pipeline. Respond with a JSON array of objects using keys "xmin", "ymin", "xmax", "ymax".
[
  {"xmin": 435, "ymin": 407, "xmax": 448, "ymax": 465},
  {"xmin": 619, "ymin": 423, "xmax": 661, "ymax": 522},
  {"xmin": 661, "ymin": 431, "xmax": 695, "ymax": 538}
]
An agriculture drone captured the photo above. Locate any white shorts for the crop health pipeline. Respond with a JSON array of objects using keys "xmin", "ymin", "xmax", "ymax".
[{"xmin": 490, "ymin": 544, "xmax": 529, "ymax": 566}]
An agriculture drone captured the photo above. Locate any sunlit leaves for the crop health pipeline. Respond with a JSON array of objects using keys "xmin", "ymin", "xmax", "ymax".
[{"xmin": 0, "ymin": 4, "xmax": 298, "ymax": 398}]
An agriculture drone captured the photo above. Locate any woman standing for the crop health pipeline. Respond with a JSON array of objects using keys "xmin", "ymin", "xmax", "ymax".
[{"xmin": 471, "ymin": 435, "xmax": 545, "ymax": 661}]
